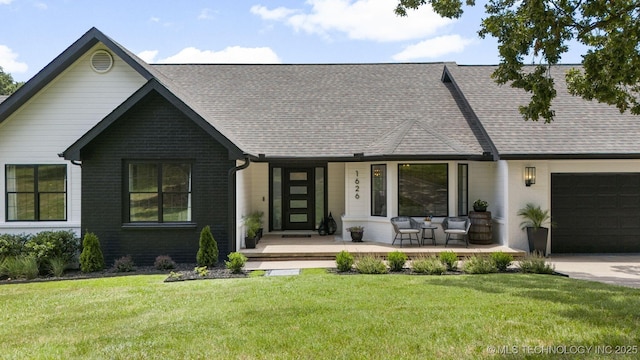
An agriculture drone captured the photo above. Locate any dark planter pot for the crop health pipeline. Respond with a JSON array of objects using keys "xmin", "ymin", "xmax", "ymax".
[
  {"xmin": 350, "ymin": 231, "xmax": 364, "ymax": 242},
  {"xmin": 256, "ymin": 228, "xmax": 263, "ymax": 243},
  {"xmin": 245, "ymin": 236, "xmax": 257, "ymax": 249},
  {"xmin": 473, "ymin": 206, "xmax": 487, "ymax": 212},
  {"xmin": 526, "ymin": 227, "xmax": 548, "ymax": 255}
]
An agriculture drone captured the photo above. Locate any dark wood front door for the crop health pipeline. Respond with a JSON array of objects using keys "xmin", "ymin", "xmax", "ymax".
[{"xmin": 283, "ymin": 168, "xmax": 315, "ymax": 230}]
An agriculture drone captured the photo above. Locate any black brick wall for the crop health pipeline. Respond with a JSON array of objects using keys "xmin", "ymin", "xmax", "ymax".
[{"xmin": 80, "ymin": 91, "xmax": 234, "ymax": 266}]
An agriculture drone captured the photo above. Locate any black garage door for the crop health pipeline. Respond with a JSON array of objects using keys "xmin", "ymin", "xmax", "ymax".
[{"xmin": 551, "ymin": 173, "xmax": 640, "ymax": 253}]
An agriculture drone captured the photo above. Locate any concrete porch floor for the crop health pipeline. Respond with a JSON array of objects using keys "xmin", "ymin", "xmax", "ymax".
[{"xmin": 241, "ymin": 233, "xmax": 526, "ymax": 270}]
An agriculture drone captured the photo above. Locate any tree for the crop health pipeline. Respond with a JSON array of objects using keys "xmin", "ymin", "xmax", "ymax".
[
  {"xmin": 196, "ymin": 225, "xmax": 219, "ymax": 267},
  {"xmin": 0, "ymin": 66, "xmax": 23, "ymax": 95},
  {"xmin": 396, "ymin": 0, "xmax": 640, "ymax": 123}
]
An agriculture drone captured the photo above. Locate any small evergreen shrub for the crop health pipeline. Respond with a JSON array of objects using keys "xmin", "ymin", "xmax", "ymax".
[
  {"xmin": 79, "ymin": 231, "xmax": 104, "ymax": 273},
  {"xmin": 225, "ymin": 252, "xmax": 248, "ymax": 273},
  {"xmin": 48, "ymin": 256, "xmax": 67, "ymax": 277},
  {"xmin": 491, "ymin": 251, "xmax": 514, "ymax": 272},
  {"xmin": 335, "ymin": 250, "xmax": 354, "ymax": 272},
  {"xmin": 0, "ymin": 255, "xmax": 39, "ymax": 279},
  {"xmin": 519, "ymin": 252, "xmax": 555, "ymax": 274},
  {"xmin": 387, "ymin": 251, "xmax": 408, "ymax": 272},
  {"xmin": 463, "ymin": 255, "xmax": 498, "ymax": 274},
  {"xmin": 196, "ymin": 226, "xmax": 219, "ymax": 267},
  {"xmin": 154, "ymin": 255, "xmax": 176, "ymax": 270},
  {"xmin": 439, "ymin": 251, "xmax": 458, "ymax": 271},
  {"xmin": 0, "ymin": 233, "xmax": 30, "ymax": 260},
  {"xmin": 112, "ymin": 255, "xmax": 136, "ymax": 273},
  {"xmin": 411, "ymin": 255, "xmax": 447, "ymax": 275},
  {"xmin": 355, "ymin": 255, "xmax": 388, "ymax": 274}
]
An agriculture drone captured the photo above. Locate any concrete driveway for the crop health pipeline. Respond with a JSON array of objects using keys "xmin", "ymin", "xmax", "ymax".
[{"xmin": 549, "ymin": 255, "xmax": 640, "ymax": 288}]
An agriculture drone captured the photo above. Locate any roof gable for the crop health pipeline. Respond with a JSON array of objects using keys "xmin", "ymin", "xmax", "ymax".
[
  {"xmin": 62, "ymin": 79, "xmax": 244, "ymax": 160},
  {"xmin": 0, "ymin": 27, "xmax": 155, "ymax": 124}
]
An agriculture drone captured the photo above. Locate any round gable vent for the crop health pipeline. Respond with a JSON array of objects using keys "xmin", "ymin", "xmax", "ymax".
[{"xmin": 90, "ymin": 50, "xmax": 113, "ymax": 73}]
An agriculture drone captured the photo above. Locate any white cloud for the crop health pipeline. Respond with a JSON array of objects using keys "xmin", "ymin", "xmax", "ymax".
[
  {"xmin": 250, "ymin": 5, "xmax": 299, "ymax": 21},
  {"xmin": 252, "ymin": 0, "xmax": 454, "ymax": 42},
  {"xmin": 146, "ymin": 46, "xmax": 281, "ymax": 64},
  {"xmin": 198, "ymin": 8, "xmax": 215, "ymax": 20},
  {"xmin": 149, "ymin": 16, "xmax": 160, "ymax": 23},
  {"xmin": 0, "ymin": 0, "xmax": 14, "ymax": 5},
  {"xmin": 392, "ymin": 35, "xmax": 473, "ymax": 61},
  {"xmin": 137, "ymin": 50, "xmax": 159, "ymax": 63},
  {"xmin": 0, "ymin": 45, "xmax": 28, "ymax": 73}
]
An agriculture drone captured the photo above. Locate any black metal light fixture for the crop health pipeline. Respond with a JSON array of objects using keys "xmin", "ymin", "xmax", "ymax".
[{"xmin": 525, "ymin": 166, "xmax": 536, "ymax": 186}]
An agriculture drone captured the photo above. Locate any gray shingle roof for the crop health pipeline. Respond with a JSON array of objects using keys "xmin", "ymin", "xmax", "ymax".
[
  {"xmin": 153, "ymin": 63, "xmax": 490, "ymax": 159},
  {"xmin": 445, "ymin": 64, "xmax": 640, "ymax": 158}
]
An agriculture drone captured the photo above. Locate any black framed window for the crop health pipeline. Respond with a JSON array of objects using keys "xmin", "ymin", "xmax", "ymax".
[
  {"xmin": 458, "ymin": 164, "xmax": 468, "ymax": 216},
  {"xmin": 127, "ymin": 162, "xmax": 191, "ymax": 223},
  {"xmin": 6, "ymin": 164, "xmax": 67, "ymax": 221},
  {"xmin": 371, "ymin": 164, "xmax": 386, "ymax": 216},
  {"xmin": 398, "ymin": 163, "xmax": 448, "ymax": 217}
]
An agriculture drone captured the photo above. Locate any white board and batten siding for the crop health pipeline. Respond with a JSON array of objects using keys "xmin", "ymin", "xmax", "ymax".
[{"xmin": 0, "ymin": 44, "xmax": 147, "ymax": 235}]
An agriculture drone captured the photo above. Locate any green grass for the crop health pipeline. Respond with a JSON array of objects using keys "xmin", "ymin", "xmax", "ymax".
[{"xmin": 1, "ymin": 273, "xmax": 639, "ymax": 359}]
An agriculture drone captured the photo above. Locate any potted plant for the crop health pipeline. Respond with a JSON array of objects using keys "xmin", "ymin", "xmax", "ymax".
[
  {"xmin": 346, "ymin": 226, "xmax": 364, "ymax": 242},
  {"xmin": 473, "ymin": 199, "xmax": 488, "ymax": 212},
  {"xmin": 243, "ymin": 214, "xmax": 261, "ymax": 249},
  {"xmin": 517, "ymin": 203, "xmax": 551, "ymax": 255},
  {"xmin": 424, "ymin": 215, "xmax": 432, "ymax": 226}
]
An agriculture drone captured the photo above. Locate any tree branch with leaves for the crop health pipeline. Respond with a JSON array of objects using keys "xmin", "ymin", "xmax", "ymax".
[{"xmin": 396, "ymin": 0, "xmax": 640, "ymax": 123}]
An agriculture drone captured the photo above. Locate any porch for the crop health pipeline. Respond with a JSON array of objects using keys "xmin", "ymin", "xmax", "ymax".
[{"xmin": 240, "ymin": 233, "xmax": 526, "ymax": 269}]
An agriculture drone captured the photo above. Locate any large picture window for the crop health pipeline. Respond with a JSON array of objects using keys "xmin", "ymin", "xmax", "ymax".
[
  {"xmin": 371, "ymin": 164, "xmax": 386, "ymax": 216},
  {"xmin": 127, "ymin": 162, "xmax": 191, "ymax": 223},
  {"xmin": 6, "ymin": 165, "xmax": 67, "ymax": 221},
  {"xmin": 398, "ymin": 164, "xmax": 448, "ymax": 217}
]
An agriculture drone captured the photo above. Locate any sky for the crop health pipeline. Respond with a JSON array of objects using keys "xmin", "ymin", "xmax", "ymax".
[{"xmin": 0, "ymin": 0, "xmax": 587, "ymax": 83}]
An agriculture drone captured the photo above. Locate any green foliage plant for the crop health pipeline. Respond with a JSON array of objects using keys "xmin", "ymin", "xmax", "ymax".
[
  {"xmin": 335, "ymin": 250, "xmax": 354, "ymax": 272},
  {"xmin": 462, "ymin": 255, "xmax": 498, "ymax": 274},
  {"xmin": 79, "ymin": 231, "xmax": 104, "ymax": 273},
  {"xmin": 411, "ymin": 255, "xmax": 446, "ymax": 275},
  {"xmin": 519, "ymin": 252, "xmax": 555, "ymax": 274},
  {"xmin": 154, "ymin": 255, "xmax": 176, "ymax": 270},
  {"xmin": 48, "ymin": 256, "xmax": 67, "ymax": 277},
  {"xmin": 0, "ymin": 233, "xmax": 30, "ymax": 260},
  {"xmin": 387, "ymin": 251, "xmax": 408, "ymax": 272},
  {"xmin": 355, "ymin": 254, "xmax": 388, "ymax": 274},
  {"xmin": 195, "ymin": 266, "xmax": 209, "ymax": 277},
  {"xmin": 24, "ymin": 230, "xmax": 79, "ymax": 272},
  {"xmin": 518, "ymin": 203, "xmax": 552, "ymax": 229},
  {"xmin": 196, "ymin": 226, "xmax": 219, "ymax": 267},
  {"xmin": 112, "ymin": 256, "xmax": 136, "ymax": 273},
  {"xmin": 0, "ymin": 255, "xmax": 39, "ymax": 279},
  {"xmin": 225, "ymin": 252, "xmax": 248, "ymax": 274},
  {"xmin": 439, "ymin": 251, "xmax": 458, "ymax": 271},
  {"xmin": 243, "ymin": 214, "xmax": 261, "ymax": 239},
  {"xmin": 491, "ymin": 251, "xmax": 514, "ymax": 272}
]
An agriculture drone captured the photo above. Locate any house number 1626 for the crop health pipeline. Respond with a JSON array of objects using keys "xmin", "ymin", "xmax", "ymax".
[{"xmin": 355, "ymin": 170, "xmax": 360, "ymax": 199}]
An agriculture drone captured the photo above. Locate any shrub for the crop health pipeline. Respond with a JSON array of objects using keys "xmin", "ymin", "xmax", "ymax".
[
  {"xmin": 24, "ymin": 230, "xmax": 79, "ymax": 273},
  {"xmin": 0, "ymin": 233, "xmax": 30, "ymax": 260},
  {"xmin": 112, "ymin": 255, "xmax": 136, "ymax": 273},
  {"xmin": 355, "ymin": 255, "xmax": 387, "ymax": 274},
  {"xmin": 48, "ymin": 256, "xmax": 67, "ymax": 277},
  {"xmin": 491, "ymin": 251, "xmax": 514, "ymax": 272},
  {"xmin": 387, "ymin": 251, "xmax": 408, "ymax": 272},
  {"xmin": 196, "ymin": 226, "xmax": 219, "ymax": 267},
  {"xmin": 79, "ymin": 232, "xmax": 104, "ymax": 273},
  {"xmin": 195, "ymin": 266, "xmax": 209, "ymax": 277},
  {"xmin": 335, "ymin": 250, "xmax": 354, "ymax": 272},
  {"xmin": 0, "ymin": 255, "xmax": 39, "ymax": 279},
  {"xmin": 154, "ymin": 255, "xmax": 176, "ymax": 270},
  {"xmin": 519, "ymin": 252, "xmax": 555, "ymax": 274},
  {"xmin": 463, "ymin": 255, "xmax": 498, "ymax": 274},
  {"xmin": 411, "ymin": 255, "xmax": 447, "ymax": 275},
  {"xmin": 225, "ymin": 252, "xmax": 248, "ymax": 273},
  {"xmin": 439, "ymin": 251, "xmax": 458, "ymax": 271}
]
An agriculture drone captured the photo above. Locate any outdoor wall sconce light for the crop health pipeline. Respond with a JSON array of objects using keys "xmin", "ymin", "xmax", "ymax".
[{"xmin": 525, "ymin": 166, "xmax": 536, "ymax": 186}]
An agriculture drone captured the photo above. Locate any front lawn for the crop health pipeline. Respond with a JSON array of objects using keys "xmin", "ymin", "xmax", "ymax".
[{"xmin": 1, "ymin": 272, "xmax": 638, "ymax": 359}]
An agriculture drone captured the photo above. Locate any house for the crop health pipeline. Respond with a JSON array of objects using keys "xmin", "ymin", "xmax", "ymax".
[{"xmin": 1, "ymin": 28, "xmax": 639, "ymax": 265}]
